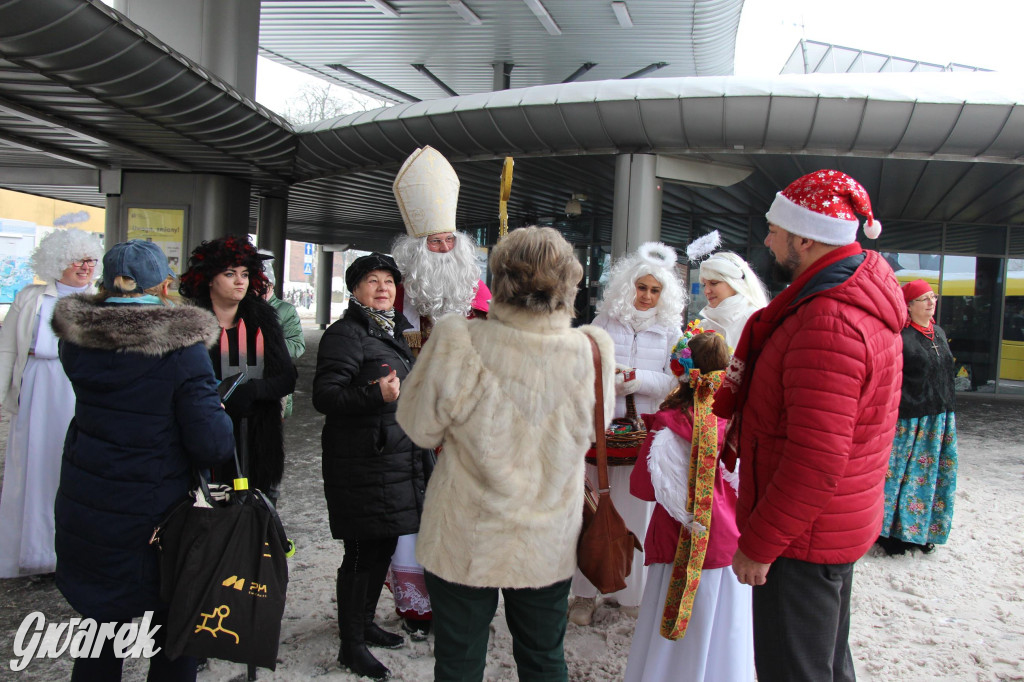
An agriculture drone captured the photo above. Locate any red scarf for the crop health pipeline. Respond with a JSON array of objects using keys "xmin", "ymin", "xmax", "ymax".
[
  {"xmin": 909, "ymin": 319, "xmax": 935, "ymax": 340},
  {"xmin": 713, "ymin": 243, "xmax": 865, "ymax": 468}
]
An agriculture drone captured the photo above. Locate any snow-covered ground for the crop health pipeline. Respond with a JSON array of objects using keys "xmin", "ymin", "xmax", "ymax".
[{"xmin": 1, "ymin": 327, "xmax": 1022, "ymax": 681}]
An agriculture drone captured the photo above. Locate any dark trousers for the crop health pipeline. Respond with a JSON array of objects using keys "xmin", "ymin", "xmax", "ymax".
[
  {"xmin": 340, "ymin": 536, "xmax": 398, "ymax": 575},
  {"xmin": 752, "ymin": 556, "xmax": 856, "ymax": 682},
  {"xmin": 424, "ymin": 571, "xmax": 570, "ymax": 682},
  {"xmin": 70, "ymin": 611, "xmax": 196, "ymax": 682}
]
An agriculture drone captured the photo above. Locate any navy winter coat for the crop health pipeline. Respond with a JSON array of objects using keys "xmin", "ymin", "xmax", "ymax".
[
  {"xmin": 51, "ymin": 296, "xmax": 235, "ymax": 622},
  {"xmin": 313, "ymin": 299, "xmax": 428, "ymax": 540}
]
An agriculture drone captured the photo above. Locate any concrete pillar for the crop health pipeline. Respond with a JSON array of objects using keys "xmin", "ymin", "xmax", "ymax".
[
  {"xmin": 257, "ymin": 194, "xmax": 288, "ymax": 297},
  {"xmin": 110, "ymin": 172, "xmax": 250, "ymax": 267},
  {"xmin": 316, "ymin": 247, "xmax": 334, "ymax": 330},
  {"xmin": 113, "ymin": 0, "xmax": 259, "ymax": 98},
  {"xmin": 611, "ymin": 154, "xmax": 662, "ymax": 259},
  {"xmin": 104, "ymin": 194, "xmax": 121, "ymax": 250}
]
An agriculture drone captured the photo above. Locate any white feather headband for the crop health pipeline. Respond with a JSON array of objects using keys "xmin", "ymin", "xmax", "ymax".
[{"xmin": 685, "ymin": 230, "xmax": 722, "ymax": 263}]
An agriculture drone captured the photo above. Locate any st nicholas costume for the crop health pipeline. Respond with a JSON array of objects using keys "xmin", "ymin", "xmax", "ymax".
[{"xmin": 386, "ymin": 146, "xmax": 493, "ymax": 635}]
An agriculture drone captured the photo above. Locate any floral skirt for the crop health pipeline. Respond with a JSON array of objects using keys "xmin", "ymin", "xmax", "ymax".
[{"xmin": 881, "ymin": 412, "xmax": 958, "ymax": 545}]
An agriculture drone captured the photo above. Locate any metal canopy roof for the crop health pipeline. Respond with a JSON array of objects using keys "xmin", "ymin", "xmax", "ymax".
[
  {"xmin": 781, "ymin": 39, "xmax": 994, "ymax": 75},
  {"xmin": 284, "ymin": 73, "xmax": 1024, "ymax": 246},
  {"xmin": 2, "ymin": 0, "xmax": 1024, "ymax": 254},
  {"xmin": 259, "ymin": 0, "xmax": 745, "ymax": 103},
  {"xmin": 0, "ymin": 0, "xmax": 296, "ymax": 200}
]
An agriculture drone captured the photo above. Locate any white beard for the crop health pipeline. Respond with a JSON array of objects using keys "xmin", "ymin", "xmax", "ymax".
[{"xmin": 392, "ymin": 233, "xmax": 480, "ymax": 321}]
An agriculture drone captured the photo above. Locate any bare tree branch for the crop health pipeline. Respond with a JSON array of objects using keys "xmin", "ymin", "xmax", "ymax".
[{"xmin": 281, "ymin": 82, "xmax": 386, "ymax": 125}]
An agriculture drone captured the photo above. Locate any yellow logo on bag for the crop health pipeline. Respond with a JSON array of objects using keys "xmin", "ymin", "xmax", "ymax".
[
  {"xmin": 222, "ymin": 575, "xmax": 245, "ymax": 591},
  {"xmin": 195, "ymin": 605, "xmax": 239, "ymax": 644},
  {"xmin": 221, "ymin": 574, "xmax": 269, "ymax": 597}
]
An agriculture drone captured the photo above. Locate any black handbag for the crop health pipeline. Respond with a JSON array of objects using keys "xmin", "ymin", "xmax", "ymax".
[{"xmin": 151, "ymin": 470, "xmax": 291, "ymax": 671}]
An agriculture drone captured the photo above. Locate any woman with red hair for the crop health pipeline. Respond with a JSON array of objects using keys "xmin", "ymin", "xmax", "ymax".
[{"xmin": 179, "ymin": 236, "xmax": 296, "ymax": 502}]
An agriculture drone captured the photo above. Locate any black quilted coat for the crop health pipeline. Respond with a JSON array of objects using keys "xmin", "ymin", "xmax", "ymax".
[{"xmin": 313, "ymin": 300, "xmax": 428, "ymax": 540}]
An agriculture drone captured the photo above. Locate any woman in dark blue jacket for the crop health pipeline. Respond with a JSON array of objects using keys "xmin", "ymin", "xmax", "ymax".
[{"xmin": 51, "ymin": 240, "xmax": 235, "ymax": 682}]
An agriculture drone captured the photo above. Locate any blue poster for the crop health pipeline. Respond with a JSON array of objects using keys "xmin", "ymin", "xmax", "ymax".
[{"xmin": 0, "ymin": 221, "xmax": 38, "ymax": 304}]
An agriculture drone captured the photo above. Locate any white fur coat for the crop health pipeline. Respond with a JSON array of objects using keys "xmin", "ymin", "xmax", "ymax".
[{"xmin": 396, "ymin": 302, "xmax": 615, "ymax": 588}]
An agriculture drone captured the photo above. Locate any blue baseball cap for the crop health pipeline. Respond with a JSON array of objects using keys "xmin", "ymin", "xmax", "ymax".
[{"xmin": 102, "ymin": 240, "xmax": 175, "ymax": 292}]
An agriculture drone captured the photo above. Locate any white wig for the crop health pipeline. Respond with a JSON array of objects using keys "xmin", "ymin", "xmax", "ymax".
[
  {"xmin": 30, "ymin": 228, "xmax": 103, "ymax": 282},
  {"xmin": 598, "ymin": 242, "xmax": 686, "ymax": 328},
  {"xmin": 699, "ymin": 251, "xmax": 769, "ymax": 309},
  {"xmin": 391, "ymin": 230, "xmax": 480, "ymax": 319}
]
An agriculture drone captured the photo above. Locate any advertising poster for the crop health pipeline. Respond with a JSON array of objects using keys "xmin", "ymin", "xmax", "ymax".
[
  {"xmin": 0, "ymin": 220, "xmax": 39, "ymax": 304},
  {"xmin": 126, "ymin": 207, "xmax": 185, "ymax": 276}
]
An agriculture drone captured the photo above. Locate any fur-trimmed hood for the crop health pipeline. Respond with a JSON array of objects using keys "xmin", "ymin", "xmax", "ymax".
[{"xmin": 52, "ymin": 294, "xmax": 221, "ymax": 355}]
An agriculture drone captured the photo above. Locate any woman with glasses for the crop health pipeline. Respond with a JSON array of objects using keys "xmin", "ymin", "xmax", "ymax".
[
  {"xmin": 0, "ymin": 228, "xmax": 102, "ymax": 578},
  {"xmin": 877, "ymin": 280, "xmax": 959, "ymax": 556}
]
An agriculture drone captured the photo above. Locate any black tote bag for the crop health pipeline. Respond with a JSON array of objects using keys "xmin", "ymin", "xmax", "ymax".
[{"xmin": 153, "ymin": 482, "xmax": 290, "ymax": 670}]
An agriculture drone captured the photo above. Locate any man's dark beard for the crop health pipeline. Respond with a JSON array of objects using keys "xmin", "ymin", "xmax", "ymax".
[
  {"xmin": 771, "ymin": 259, "xmax": 795, "ymax": 284},
  {"xmin": 770, "ymin": 238, "xmax": 801, "ymax": 284}
]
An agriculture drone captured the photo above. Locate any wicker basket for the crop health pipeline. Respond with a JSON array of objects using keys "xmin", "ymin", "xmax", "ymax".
[{"xmin": 585, "ymin": 394, "xmax": 647, "ymax": 466}]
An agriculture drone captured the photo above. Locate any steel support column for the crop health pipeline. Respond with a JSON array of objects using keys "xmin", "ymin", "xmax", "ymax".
[
  {"xmin": 316, "ymin": 247, "xmax": 334, "ymax": 330},
  {"xmin": 257, "ymin": 194, "xmax": 288, "ymax": 297}
]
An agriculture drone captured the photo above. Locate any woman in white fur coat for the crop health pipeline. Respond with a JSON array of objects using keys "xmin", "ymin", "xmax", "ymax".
[
  {"xmin": 397, "ymin": 227, "xmax": 615, "ymax": 682},
  {"xmin": 568, "ymin": 242, "xmax": 685, "ymax": 626},
  {"xmin": 696, "ymin": 251, "xmax": 768, "ymax": 351}
]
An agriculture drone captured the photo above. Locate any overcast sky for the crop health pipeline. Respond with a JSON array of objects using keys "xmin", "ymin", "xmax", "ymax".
[
  {"xmin": 248, "ymin": 0, "xmax": 1024, "ymax": 115},
  {"xmin": 734, "ymin": 0, "xmax": 1024, "ymax": 77}
]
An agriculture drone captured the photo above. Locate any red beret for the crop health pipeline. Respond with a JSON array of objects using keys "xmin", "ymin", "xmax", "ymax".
[{"xmin": 902, "ymin": 279, "xmax": 933, "ymax": 304}]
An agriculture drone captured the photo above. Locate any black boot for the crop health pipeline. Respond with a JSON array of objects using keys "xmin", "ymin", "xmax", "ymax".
[
  {"xmin": 876, "ymin": 535, "xmax": 909, "ymax": 556},
  {"xmin": 336, "ymin": 567, "xmax": 392, "ymax": 680},
  {"xmin": 401, "ymin": 617, "xmax": 431, "ymax": 641},
  {"xmin": 364, "ymin": 560, "xmax": 404, "ymax": 649}
]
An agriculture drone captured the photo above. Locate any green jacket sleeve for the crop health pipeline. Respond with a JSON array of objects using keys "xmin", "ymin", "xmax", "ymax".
[{"xmin": 269, "ymin": 295, "xmax": 305, "ymax": 360}]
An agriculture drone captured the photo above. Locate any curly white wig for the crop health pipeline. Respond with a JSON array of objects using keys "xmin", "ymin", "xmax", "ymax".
[
  {"xmin": 597, "ymin": 242, "xmax": 686, "ymax": 328},
  {"xmin": 30, "ymin": 228, "xmax": 103, "ymax": 282},
  {"xmin": 391, "ymin": 230, "xmax": 480, "ymax": 319},
  {"xmin": 699, "ymin": 251, "xmax": 769, "ymax": 309}
]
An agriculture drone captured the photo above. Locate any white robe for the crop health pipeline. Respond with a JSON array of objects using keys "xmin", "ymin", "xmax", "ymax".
[
  {"xmin": 0, "ymin": 281, "xmax": 87, "ymax": 577},
  {"xmin": 623, "ymin": 563, "xmax": 754, "ymax": 682}
]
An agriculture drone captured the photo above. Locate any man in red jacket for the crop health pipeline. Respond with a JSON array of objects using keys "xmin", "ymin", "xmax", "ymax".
[{"xmin": 715, "ymin": 170, "xmax": 906, "ymax": 681}]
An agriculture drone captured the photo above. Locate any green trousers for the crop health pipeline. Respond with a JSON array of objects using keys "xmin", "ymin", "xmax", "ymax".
[{"xmin": 424, "ymin": 572, "xmax": 571, "ymax": 682}]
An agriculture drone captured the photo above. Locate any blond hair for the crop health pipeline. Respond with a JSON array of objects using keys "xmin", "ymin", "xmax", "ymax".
[
  {"xmin": 95, "ymin": 275, "xmax": 174, "ymax": 304},
  {"xmin": 489, "ymin": 227, "xmax": 582, "ymax": 315}
]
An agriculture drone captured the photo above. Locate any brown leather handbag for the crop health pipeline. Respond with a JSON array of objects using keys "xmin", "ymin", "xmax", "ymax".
[{"xmin": 577, "ymin": 335, "xmax": 643, "ymax": 594}]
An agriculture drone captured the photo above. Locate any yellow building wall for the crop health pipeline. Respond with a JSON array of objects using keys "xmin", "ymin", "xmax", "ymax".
[{"xmin": 0, "ymin": 188, "xmax": 105, "ymax": 235}]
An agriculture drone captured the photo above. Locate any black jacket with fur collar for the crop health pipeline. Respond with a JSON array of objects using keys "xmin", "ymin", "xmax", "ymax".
[{"xmin": 51, "ymin": 295, "xmax": 236, "ymax": 621}]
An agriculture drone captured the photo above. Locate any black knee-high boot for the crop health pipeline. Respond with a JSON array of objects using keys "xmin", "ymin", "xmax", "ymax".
[
  {"xmin": 363, "ymin": 560, "xmax": 404, "ymax": 649},
  {"xmin": 337, "ymin": 566, "xmax": 391, "ymax": 680}
]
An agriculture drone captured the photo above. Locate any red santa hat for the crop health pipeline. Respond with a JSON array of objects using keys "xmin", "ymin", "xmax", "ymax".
[{"xmin": 765, "ymin": 170, "xmax": 882, "ymax": 245}]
